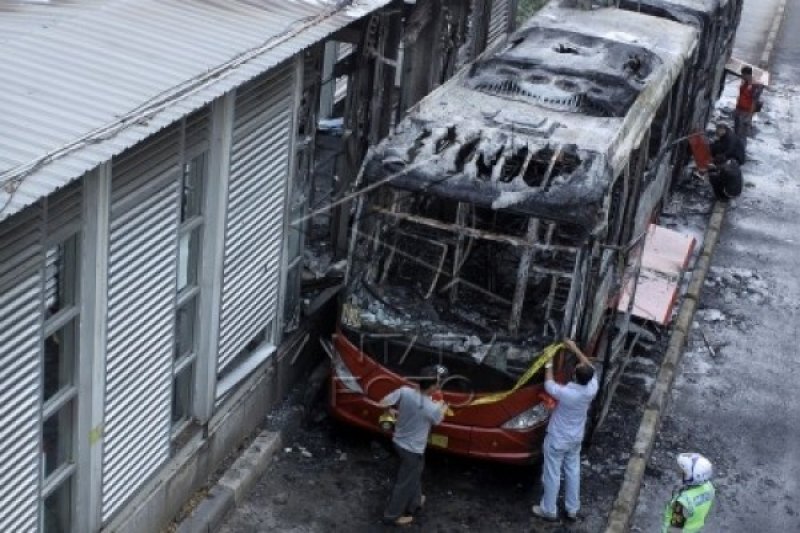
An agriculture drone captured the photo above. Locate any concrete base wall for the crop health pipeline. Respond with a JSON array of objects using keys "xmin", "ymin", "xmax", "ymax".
[{"xmin": 103, "ymin": 300, "xmax": 335, "ymax": 533}]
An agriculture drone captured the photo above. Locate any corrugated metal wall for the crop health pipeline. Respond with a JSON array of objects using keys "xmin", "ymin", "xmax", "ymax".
[
  {"xmin": 0, "ymin": 205, "xmax": 44, "ymax": 533},
  {"xmin": 102, "ymin": 126, "xmax": 181, "ymax": 522},
  {"xmin": 47, "ymin": 182, "xmax": 83, "ymax": 239},
  {"xmin": 217, "ymin": 63, "xmax": 294, "ymax": 375},
  {"xmin": 186, "ymin": 107, "xmax": 212, "ymax": 156}
]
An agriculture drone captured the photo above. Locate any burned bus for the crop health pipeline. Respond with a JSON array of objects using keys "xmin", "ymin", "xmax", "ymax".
[
  {"xmin": 327, "ymin": 3, "xmax": 736, "ymax": 464},
  {"xmin": 618, "ymin": 0, "xmax": 744, "ymax": 176}
]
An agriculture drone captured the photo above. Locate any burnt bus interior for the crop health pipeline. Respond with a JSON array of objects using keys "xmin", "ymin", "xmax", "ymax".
[
  {"xmin": 343, "ymin": 166, "xmax": 591, "ymax": 393},
  {"xmin": 340, "ymin": 160, "xmax": 638, "ymax": 397}
]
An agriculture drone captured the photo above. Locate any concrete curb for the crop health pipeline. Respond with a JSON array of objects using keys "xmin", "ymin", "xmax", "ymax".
[
  {"xmin": 176, "ymin": 430, "xmax": 282, "ymax": 533},
  {"xmin": 176, "ymin": 360, "xmax": 330, "ymax": 532},
  {"xmin": 605, "ymin": 4, "xmax": 788, "ymax": 529},
  {"xmin": 759, "ymin": 0, "xmax": 788, "ymax": 69}
]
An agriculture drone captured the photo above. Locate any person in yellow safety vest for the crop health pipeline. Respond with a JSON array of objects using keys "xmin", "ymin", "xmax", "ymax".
[{"xmin": 663, "ymin": 453, "xmax": 715, "ymax": 532}]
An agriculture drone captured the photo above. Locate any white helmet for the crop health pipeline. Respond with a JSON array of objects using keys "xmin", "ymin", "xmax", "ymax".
[{"xmin": 677, "ymin": 453, "xmax": 713, "ymax": 485}]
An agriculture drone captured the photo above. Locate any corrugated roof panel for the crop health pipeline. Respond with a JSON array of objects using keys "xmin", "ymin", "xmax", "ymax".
[
  {"xmin": 0, "ymin": 0, "xmax": 105, "ymax": 44},
  {"xmin": 0, "ymin": 0, "xmax": 390, "ymax": 222}
]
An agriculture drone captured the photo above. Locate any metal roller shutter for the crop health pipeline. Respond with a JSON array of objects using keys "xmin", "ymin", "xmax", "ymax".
[
  {"xmin": 0, "ymin": 206, "xmax": 43, "ymax": 533},
  {"xmin": 47, "ymin": 181, "xmax": 83, "ymax": 239},
  {"xmin": 488, "ymin": 0, "xmax": 510, "ymax": 47},
  {"xmin": 102, "ymin": 126, "xmax": 181, "ymax": 522},
  {"xmin": 217, "ymin": 64, "xmax": 294, "ymax": 375}
]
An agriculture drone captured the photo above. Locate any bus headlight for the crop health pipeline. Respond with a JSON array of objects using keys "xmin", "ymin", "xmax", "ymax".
[
  {"xmin": 501, "ymin": 404, "xmax": 549, "ymax": 430},
  {"xmin": 331, "ymin": 350, "xmax": 364, "ymax": 393}
]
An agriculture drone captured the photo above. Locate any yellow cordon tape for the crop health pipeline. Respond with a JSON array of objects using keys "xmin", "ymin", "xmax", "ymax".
[
  {"xmin": 381, "ymin": 342, "xmax": 564, "ymax": 425},
  {"xmin": 465, "ymin": 342, "xmax": 564, "ymax": 407},
  {"xmin": 381, "ymin": 344, "xmax": 564, "ymax": 426}
]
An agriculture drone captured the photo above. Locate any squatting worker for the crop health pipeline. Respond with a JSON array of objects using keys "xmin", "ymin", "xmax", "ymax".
[
  {"xmin": 532, "ymin": 339, "xmax": 598, "ymax": 523},
  {"xmin": 663, "ymin": 453, "xmax": 715, "ymax": 532},
  {"xmin": 710, "ymin": 123, "xmax": 745, "ymax": 166},
  {"xmin": 706, "ymin": 154, "xmax": 743, "ymax": 201},
  {"xmin": 379, "ymin": 371, "xmax": 448, "ymax": 527}
]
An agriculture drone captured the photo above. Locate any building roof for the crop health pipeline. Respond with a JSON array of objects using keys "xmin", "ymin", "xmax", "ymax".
[{"xmin": 0, "ymin": 0, "xmax": 390, "ymax": 222}]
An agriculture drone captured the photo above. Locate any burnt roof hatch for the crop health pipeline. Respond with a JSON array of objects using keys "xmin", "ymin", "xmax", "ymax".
[{"xmin": 466, "ymin": 27, "xmax": 662, "ymax": 117}]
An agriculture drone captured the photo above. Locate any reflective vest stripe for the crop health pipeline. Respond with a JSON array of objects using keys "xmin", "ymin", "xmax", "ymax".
[{"xmin": 662, "ymin": 482, "xmax": 715, "ymax": 532}]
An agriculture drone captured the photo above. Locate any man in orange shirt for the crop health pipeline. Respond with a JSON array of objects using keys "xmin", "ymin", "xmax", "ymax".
[{"xmin": 734, "ymin": 66, "xmax": 764, "ymax": 144}]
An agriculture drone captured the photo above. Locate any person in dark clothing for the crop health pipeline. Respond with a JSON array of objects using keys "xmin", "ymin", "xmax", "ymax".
[
  {"xmin": 710, "ymin": 123, "xmax": 745, "ymax": 165},
  {"xmin": 707, "ymin": 154, "xmax": 743, "ymax": 201}
]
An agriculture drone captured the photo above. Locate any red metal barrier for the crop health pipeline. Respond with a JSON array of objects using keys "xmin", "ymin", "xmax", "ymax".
[{"xmin": 689, "ymin": 131, "xmax": 712, "ymax": 172}]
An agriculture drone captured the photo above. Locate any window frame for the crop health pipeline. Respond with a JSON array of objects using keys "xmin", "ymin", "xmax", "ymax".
[
  {"xmin": 40, "ymin": 231, "xmax": 81, "ymax": 533},
  {"xmin": 170, "ymin": 130, "xmax": 209, "ymax": 436}
]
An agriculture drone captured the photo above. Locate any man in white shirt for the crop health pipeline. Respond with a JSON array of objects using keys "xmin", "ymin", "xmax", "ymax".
[
  {"xmin": 532, "ymin": 339, "xmax": 599, "ymax": 523},
  {"xmin": 380, "ymin": 379, "xmax": 448, "ymax": 526}
]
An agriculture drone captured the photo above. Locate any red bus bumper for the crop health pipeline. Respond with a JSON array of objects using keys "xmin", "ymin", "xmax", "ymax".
[{"xmin": 327, "ymin": 333, "xmax": 552, "ymax": 465}]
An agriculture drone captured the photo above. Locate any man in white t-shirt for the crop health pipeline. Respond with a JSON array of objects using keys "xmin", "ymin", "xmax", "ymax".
[
  {"xmin": 533, "ymin": 339, "xmax": 599, "ymax": 523},
  {"xmin": 380, "ymin": 379, "xmax": 447, "ymax": 526}
]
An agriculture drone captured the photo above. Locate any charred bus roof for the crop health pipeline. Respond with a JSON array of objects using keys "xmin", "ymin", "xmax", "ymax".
[
  {"xmin": 364, "ymin": 6, "xmax": 697, "ymax": 234},
  {"xmin": 469, "ymin": 26, "xmax": 661, "ymax": 118}
]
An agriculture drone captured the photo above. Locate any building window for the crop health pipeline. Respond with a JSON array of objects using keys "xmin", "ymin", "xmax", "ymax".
[
  {"xmin": 175, "ymin": 296, "xmax": 197, "ymax": 360},
  {"xmin": 181, "ymin": 153, "xmax": 206, "ymax": 222},
  {"xmin": 215, "ymin": 322, "xmax": 275, "ymax": 401},
  {"xmin": 42, "ymin": 401, "xmax": 74, "ymax": 477},
  {"xmin": 41, "ymin": 234, "xmax": 80, "ymax": 533},
  {"xmin": 177, "ymin": 227, "xmax": 201, "ymax": 292},
  {"xmin": 44, "ymin": 323, "xmax": 76, "ymax": 402},
  {"xmin": 43, "ymin": 480, "xmax": 72, "ymax": 533},
  {"xmin": 172, "ymin": 152, "xmax": 206, "ymax": 432},
  {"xmin": 45, "ymin": 239, "xmax": 78, "ymax": 317}
]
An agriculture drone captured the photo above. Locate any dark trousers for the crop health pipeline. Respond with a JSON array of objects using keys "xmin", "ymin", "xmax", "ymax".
[
  {"xmin": 709, "ymin": 174, "xmax": 734, "ymax": 200},
  {"xmin": 734, "ymin": 109, "xmax": 753, "ymax": 149},
  {"xmin": 709, "ymin": 162, "xmax": 743, "ymax": 200},
  {"xmin": 384, "ymin": 445, "xmax": 424, "ymax": 520}
]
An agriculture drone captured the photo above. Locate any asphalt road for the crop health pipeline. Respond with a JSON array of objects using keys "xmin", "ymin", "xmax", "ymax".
[{"xmin": 631, "ymin": 2, "xmax": 800, "ymax": 531}]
